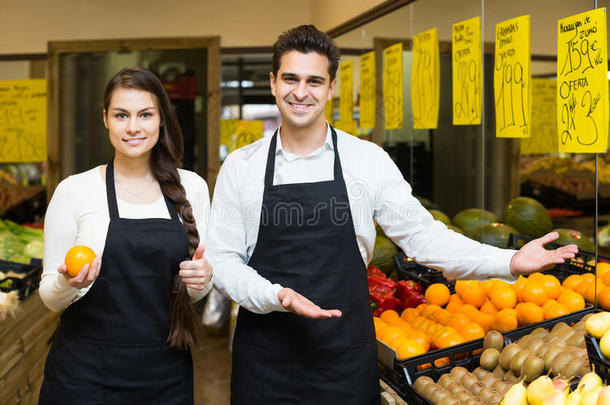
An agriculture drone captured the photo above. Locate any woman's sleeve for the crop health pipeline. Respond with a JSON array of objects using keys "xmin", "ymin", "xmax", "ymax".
[
  {"xmin": 39, "ymin": 179, "xmax": 81, "ymax": 312},
  {"xmin": 185, "ymin": 173, "xmax": 213, "ymax": 302}
]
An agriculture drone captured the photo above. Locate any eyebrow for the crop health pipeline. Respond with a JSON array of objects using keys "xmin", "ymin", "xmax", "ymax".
[
  {"xmin": 280, "ymin": 73, "xmax": 326, "ymax": 82},
  {"xmin": 111, "ymin": 107, "xmax": 157, "ymax": 113}
]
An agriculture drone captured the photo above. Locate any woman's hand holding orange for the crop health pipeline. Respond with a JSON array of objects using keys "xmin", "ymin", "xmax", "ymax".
[{"xmin": 58, "ymin": 257, "xmax": 102, "ymax": 289}]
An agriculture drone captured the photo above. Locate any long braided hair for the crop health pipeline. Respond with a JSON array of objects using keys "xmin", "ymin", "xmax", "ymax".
[{"xmin": 103, "ymin": 67, "xmax": 199, "ymax": 350}]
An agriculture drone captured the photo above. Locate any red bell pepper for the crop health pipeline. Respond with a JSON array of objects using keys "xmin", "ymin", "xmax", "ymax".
[
  {"xmin": 367, "ymin": 275, "xmax": 397, "ymax": 292},
  {"xmin": 367, "ymin": 265, "xmax": 385, "ymax": 277},
  {"xmin": 370, "ymin": 292, "xmax": 401, "ymax": 317},
  {"xmin": 401, "ymin": 292, "xmax": 426, "ymax": 309},
  {"xmin": 395, "ymin": 280, "xmax": 423, "ymax": 300}
]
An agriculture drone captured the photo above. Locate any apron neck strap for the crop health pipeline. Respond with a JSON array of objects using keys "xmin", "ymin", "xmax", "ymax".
[
  {"xmin": 263, "ymin": 125, "xmax": 343, "ymax": 189},
  {"xmin": 105, "ymin": 160, "xmax": 180, "ymax": 222}
]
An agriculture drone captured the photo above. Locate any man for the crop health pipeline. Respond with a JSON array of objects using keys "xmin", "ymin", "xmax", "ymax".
[{"xmin": 207, "ymin": 25, "xmax": 577, "ymax": 404}]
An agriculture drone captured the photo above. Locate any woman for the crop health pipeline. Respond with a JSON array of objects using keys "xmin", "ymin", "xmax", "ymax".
[{"xmin": 38, "ymin": 67, "xmax": 213, "ymax": 404}]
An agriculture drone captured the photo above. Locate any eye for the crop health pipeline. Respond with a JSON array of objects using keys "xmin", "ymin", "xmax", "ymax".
[
  {"xmin": 115, "ymin": 113, "xmax": 127, "ymax": 119},
  {"xmin": 141, "ymin": 112, "xmax": 152, "ymax": 118}
]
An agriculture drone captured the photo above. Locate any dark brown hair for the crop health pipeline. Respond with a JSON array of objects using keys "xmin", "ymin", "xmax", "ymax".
[
  {"xmin": 103, "ymin": 66, "xmax": 199, "ymax": 350},
  {"xmin": 272, "ymin": 24, "xmax": 341, "ymax": 81}
]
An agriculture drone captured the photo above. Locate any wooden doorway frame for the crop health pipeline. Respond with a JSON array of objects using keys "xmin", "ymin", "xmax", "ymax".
[{"xmin": 46, "ymin": 36, "xmax": 221, "ymax": 197}]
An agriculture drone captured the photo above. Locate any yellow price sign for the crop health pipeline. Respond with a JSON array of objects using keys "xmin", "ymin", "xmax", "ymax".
[
  {"xmin": 494, "ymin": 15, "xmax": 531, "ymax": 138},
  {"xmin": 453, "ymin": 17, "xmax": 482, "ymax": 125},
  {"xmin": 411, "ymin": 28, "xmax": 440, "ymax": 129},
  {"xmin": 557, "ymin": 8, "xmax": 609, "ymax": 153},
  {"xmin": 521, "ymin": 79, "xmax": 558, "ymax": 154},
  {"xmin": 0, "ymin": 79, "xmax": 47, "ymax": 162},
  {"xmin": 220, "ymin": 119, "xmax": 263, "ymax": 153},
  {"xmin": 359, "ymin": 51, "xmax": 376, "ymax": 130},
  {"xmin": 384, "ymin": 42, "xmax": 403, "ymax": 130},
  {"xmin": 339, "ymin": 61, "xmax": 355, "ymax": 132}
]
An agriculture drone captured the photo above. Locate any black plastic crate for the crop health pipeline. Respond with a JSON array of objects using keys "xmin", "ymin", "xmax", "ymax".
[
  {"xmin": 0, "ymin": 258, "xmax": 42, "ymax": 300},
  {"xmin": 503, "ymin": 307, "xmax": 595, "ymax": 343},
  {"xmin": 393, "ymin": 252, "xmax": 456, "ymax": 294},
  {"xmin": 585, "ymin": 333, "xmax": 610, "ymax": 384}
]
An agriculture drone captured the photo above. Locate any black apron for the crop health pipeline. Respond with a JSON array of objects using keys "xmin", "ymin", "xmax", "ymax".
[
  {"xmin": 39, "ymin": 162, "xmax": 193, "ymax": 405},
  {"xmin": 231, "ymin": 127, "xmax": 380, "ymax": 404}
]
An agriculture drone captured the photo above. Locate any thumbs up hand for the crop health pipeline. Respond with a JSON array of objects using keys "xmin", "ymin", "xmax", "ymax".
[{"xmin": 179, "ymin": 245, "xmax": 213, "ymax": 290}]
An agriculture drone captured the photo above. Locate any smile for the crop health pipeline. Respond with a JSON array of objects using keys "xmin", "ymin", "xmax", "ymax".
[
  {"xmin": 288, "ymin": 102, "xmax": 313, "ymax": 111},
  {"xmin": 123, "ymin": 137, "xmax": 146, "ymax": 146}
]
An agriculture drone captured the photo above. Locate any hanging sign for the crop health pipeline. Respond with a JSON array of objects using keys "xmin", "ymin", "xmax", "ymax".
[
  {"xmin": 0, "ymin": 79, "xmax": 47, "ymax": 162},
  {"xmin": 339, "ymin": 61, "xmax": 355, "ymax": 133},
  {"xmin": 557, "ymin": 8, "xmax": 609, "ymax": 153},
  {"xmin": 384, "ymin": 42, "xmax": 403, "ymax": 130},
  {"xmin": 452, "ymin": 17, "xmax": 482, "ymax": 125},
  {"xmin": 521, "ymin": 78, "xmax": 558, "ymax": 154},
  {"xmin": 360, "ymin": 51, "xmax": 376, "ymax": 130},
  {"xmin": 411, "ymin": 28, "xmax": 440, "ymax": 129},
  {"xmin": 220, "ymin": 119, "xmax": 263, "ymax": 153}
]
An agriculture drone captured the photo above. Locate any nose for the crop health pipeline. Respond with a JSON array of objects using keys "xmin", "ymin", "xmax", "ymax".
[
  {"xmin": 126, "ymin": 116, "xmax": 140, "ymax": 134},
  {"xmin": 293, "ymin": 80, "xmax": 308, "ymax": 100}
]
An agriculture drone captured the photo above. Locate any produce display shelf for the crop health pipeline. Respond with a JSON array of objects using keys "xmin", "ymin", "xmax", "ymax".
[
  {"xmin": 378, "ymin": 306, "xmax": 595, "ymax": 404},
  {"xmin": 584, "ymin": 333, "xmax": 610, "ymax": 384},
  {"xmin": 0, "ymin": 258, "xmax": 42, "ymax": 300},
  {"xmin": 393, "ymin": 252, "xmax": 456, "ymax": 294}
]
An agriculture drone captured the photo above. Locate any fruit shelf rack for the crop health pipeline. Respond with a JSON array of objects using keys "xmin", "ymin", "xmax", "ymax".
[
  {"xmin": 584, "ymin": 333, "xmax": 610, "ymax": 384},
  {"xmin": 377, "ymin": 307, "xmax": 595, "ymax": 405},
  {"xmin": 393, "ymin": 252, "xmax": 456, "ymax": 294},
  {"xmin": 0, "ymin": 258, "xmax": 42, "ymax": 300}
]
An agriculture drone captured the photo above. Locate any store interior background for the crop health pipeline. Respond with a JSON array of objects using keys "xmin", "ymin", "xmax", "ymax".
[{"xmin": 2, "ymin": 0, "xmax": 610, "ymax": 403}]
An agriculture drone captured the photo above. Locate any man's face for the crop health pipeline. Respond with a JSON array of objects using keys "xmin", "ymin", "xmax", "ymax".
[{"xmin": 270, "ymin": 50, "xmax": 336, "ymax": 131}]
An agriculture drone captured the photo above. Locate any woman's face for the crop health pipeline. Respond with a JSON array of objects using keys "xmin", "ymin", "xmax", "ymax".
[{"xmin": 103, "ymin": 87, "xmax": 161, "ymax": 161}]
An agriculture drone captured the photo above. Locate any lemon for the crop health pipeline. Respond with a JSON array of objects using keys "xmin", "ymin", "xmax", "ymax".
[{"xmin": 586, "ymin": 312, "xmax": 610, "ymax": 338}]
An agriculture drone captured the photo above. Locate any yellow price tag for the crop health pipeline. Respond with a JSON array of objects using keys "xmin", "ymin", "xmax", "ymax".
[
  {"xmin": 234, "ymin": 121, "xmax": 264, "ymax": 151},
  {"xmin": 557, "ymin": 8, "xmax": 609, "ymax": 153},
  {"xmin": 453, "ymin": 17, "xmax": 482, "ymax": 125},
  {"xmin": 384, "ymin": 43, "xmax": 403, "ymax": 130},
  {"xmin": 339, "ymin": 61, "xmax": 354, "ymax": 132},
  {"xmin": 0, "ymin": 79, "xmax": 47, "ymax": 162},
  {"xmin": 411, "ymin": 28, "xmax": 440, "ymax": 129},
  {"xmin": 359, "ymin": 51, "xmax": 376, "ymax": 130},
  {"xmin": 521, "ymin": 79, "xmax": 558, "ymax": 154},
  {"xmin": 494, "ymin": 15, "xmax": 531, "ymax": 138}
]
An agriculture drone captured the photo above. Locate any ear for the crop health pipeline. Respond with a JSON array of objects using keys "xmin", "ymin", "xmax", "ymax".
[
  {"xmin": 102, "ymin": 109, "xmax": 108, "ymax": 129},
  {"xmin": 269, "ymin": 72, "xmax": 277, "ymax": 97},
  {"xmin": 327, "ymin": 79, "xmax": 337, "ymax": 102}
]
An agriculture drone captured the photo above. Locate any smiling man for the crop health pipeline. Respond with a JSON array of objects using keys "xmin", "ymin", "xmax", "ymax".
[{"xmin": 206, "ymin": 25, "xmax": 578, "ymax": 404}]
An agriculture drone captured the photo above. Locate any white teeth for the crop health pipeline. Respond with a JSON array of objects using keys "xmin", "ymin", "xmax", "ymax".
[{"xmin": 125, "ymin": 138, "xmax": 145, "ymax": 146}]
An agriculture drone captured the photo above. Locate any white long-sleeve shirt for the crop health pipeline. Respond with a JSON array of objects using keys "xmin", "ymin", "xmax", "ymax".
[
  {"xmin": 40, "ymin": 166, "xmax": 213, "ymax": 312},
  {"xmin": 206, "ymin": 125, "xmax": 517, "ymax": 314}
]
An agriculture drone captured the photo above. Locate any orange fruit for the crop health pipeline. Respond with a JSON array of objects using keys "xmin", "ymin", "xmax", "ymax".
[
  {"xmin": 425, "ymin": 283, "xmax": 451, "ymax": 306},
  {"xmin": 65, "ymin": 245, "xmax": 96, "ymax": 277},
  {"xmin": 542, "ymin": 299, "xmax": 558, "ymax": 310},
  {"xmin": 446, "ymin": 299, "xmax": 463, "ymax": 314},
  {"xmin": 602, "ymin": 271, "xmax": 610, "ymax": 287},
  {"xmin": 455, "ymin": 280, "xmax": 475, "ymax": 297},
  {"xmin": 515, "ymin": 302, "xmax": 544, "ymax": 325},
  {"xmin": 381, "ymin": 326, "xmax": 405, "ymax": 344},
  {"xmin": 434, "ymin": 331, "xmax": 465, "ymax": 349},
  {"xmin": 409, "ymin": 330, "xmax": 431, "ymax": 352},
  {"xmin": 400, "ymin": 308, "xmax": 418, "ymax": 323},
  {"xmin": 557, "ymin": 290, "xmax": 585, "ymax": 312},
  {"xmin": 584, "ymin": 283, "xmax": 603, "ymax": 304},
  {"xmin": 582, "ymin": 273, "xmax": 596, "ymax": 283},
  {"xmin": 490, "ymin": 288, "xmax": 517, "ymax": 310},
  {"xmin": 433, "ymin": 309, "xmax": 452, "ymax": 325},
  {"xmin": 462, "ymin": 283, "xmax": 486, "ymax": 308},
  {"xmin": 575, "ymin": 280, "xmax": 592, "ymax": 298},
  {"xmin": 415, "ymin": 303, "xmax": 426, "ymax": 314},
  {"xmin": 396, "ymin": 339, "xmax": 426, "ymax": 359},
  {"xmin": 597, "ymin": 262, "xmax": 610, "ymax": 278},
  {"xmin": 541, "ymin": 275, "xmax": 562, "ymax": 299},
  {"xmin": 459, "ymin": 322, "xmax": 485, "ymax": 341},
  {"xmin": 528, "ymin": 272, "xmax": 545, "ymax": 282},
  {"xmin": 472, "ymin": 312, "xmax": 495, "ymax": 333},
  {"xmin": 457, "ymin": 304, "xmax": 479, "ymax": 320},
  {"xmin": 493, "ymin": 309, "xmax": 518, "ymax": 332},
  {"xmin": 421, "ymin": 304, "xmax": 442, "ymax": 319},
  {"xmin": 598, "ymin": 286, "xmax": 610, "ymax": 310},
  {"xmin": 480, "ymin": 299, "xmax": 498, "ymax": 315},
  {"xmin": 480, "ymin": 280, "xmax": 493, "ymax": 297},
  {"xmin": 522, "ymin": 281, "xmax": 548, "ymax": 306},
  {"xmin": 543, "ymin": 302, "xmax": 569, "ymax": 320},
  {"xmin": 512, "ymin": 276, "xmax": 528, "ymax": 301},
  {"xmin": 446, "ymin": 313, "xmax": 471, "ymax": 331},
  {"xmin": 562, "ymin": 274, "xmax": 583, "ymax": 291},
  {"xmin": 380, "ymin": 310, "xmax": 400, "ymax": 324}
]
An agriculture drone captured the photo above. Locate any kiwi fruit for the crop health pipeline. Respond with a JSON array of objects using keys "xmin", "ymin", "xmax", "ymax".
[
  {"xmin": 551, "ymin": 352, "xmax": 574, "ymax": 376},
  {"xmin": 509, "ymin": 349, "xmax": 531, "ymax": 375},
  {"xmin": 450, "ymin": 366, "xmax": 468, "ymax": 383},
  {"xmin": 446, "ymin": 382, "xmax": 462, "ymax": 395},
  {"xmin": 488, "ymin": 392, "xmax": 504, "ymax": 404},
  {"xmin": 438, "ymin": 374, "xmax": 454, "ymax": 389},
  {"xmin": 414, "ymin": 376, "xmax": 434, "ymax": 394},
  {"xmin": 422, "ymin": 382, "xmax": 441, "ymax": 399},
  {"xmin": 429, "ymin": 387, "xmax": 451, "ymax": 404},
  {"xmin": 531, "ymin": 327, "xmax": 549, "ymax": 339},
  {"xmin": 551, "ymin": 322, "xmax": 570, "ymax": 334},
  {"xmin": 468, "ymin": 382, "xmax": 485, "ymax": 396},
  {"xmin": 543, "ymin": 345, "xmax": 564, "ymax": 371},
  {"xmin": 492, "ymin": 379, "xmax": 509, "ymax": 394},
  {"xmin": 504, "ymin": 370, "xmax": 519, "ymax": 384},
  {"xmin": 441, "ymin": 397, "xmax": 460, "ymax": 405},
  {"xmin": 517, "ymin": 335, "xmax": 533, "ymax": 348},
  {"xmin": 521, "ymin": 355, "xmax": 544, "ymax": 383},
  {"xmin": 455, "ymin": 389, "xmax": 475, "ymax": 403},
  {"xmin": 484, "ymin": 330, "xmax": 504, "ymax": 351},
  {"xmin": 560, "ymin": 357, "xmax": 587, "ymax": 378},
  {"xmin": 480, "ymin": 348, "xmax": 500, "ymax": 371},
  {"xmin": 464, "ymin": 399, "xmax": 481, "ymax": 405},
  {"xmin": 472, "ymin": 367, "xmax": 490, "ymax": 380},
  {"xmin": 460, "ymin": 373, "xmax": 479, "ymax": 390},
  {"xmin": 499, "ymin": 343, "xmax": 521, "ymax": 369},
  {"xmin": 526, "ymin": 337, "xmax": 545, "ymax": 354},
  {"xmin": 492, "ymin": 364, "xmax": 506, "ymax": 379},
  {"xmin": 566, "ymin": 332, "xmax": 584, "ymax": 347},
  {"xmin": 554, "ymin": 327, "xmax": 575, "ymax": 342},
  {"xmin": 480, "ymin": 373, "xmax": 498, "ymax": 388}
]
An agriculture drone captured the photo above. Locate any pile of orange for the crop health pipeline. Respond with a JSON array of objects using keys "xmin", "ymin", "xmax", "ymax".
[{"xmin": 562, "ymin": 261, "xmax": 610, "ymax": 310}]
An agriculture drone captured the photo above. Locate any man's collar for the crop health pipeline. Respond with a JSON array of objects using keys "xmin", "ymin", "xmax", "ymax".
[{"xmin": 275, "ymin": 122, "xmax": 334, "ymax": 156}]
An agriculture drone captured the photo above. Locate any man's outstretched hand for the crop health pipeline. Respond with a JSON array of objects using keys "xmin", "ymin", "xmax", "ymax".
[
  {"xmin": 278, "ymin": 288, "xmax": 343, "ymax": 319},
  {"xmin": 510, "ymin": 231, "xmax": 579, "ymax": 277}
]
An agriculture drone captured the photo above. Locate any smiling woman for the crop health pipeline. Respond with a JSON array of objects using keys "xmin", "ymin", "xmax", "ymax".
[{"xmin": 38, "ymin": 67, "xmax": 214, "ymax": 405}]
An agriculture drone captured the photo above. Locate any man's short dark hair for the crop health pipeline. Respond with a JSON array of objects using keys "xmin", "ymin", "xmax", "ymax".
[{"xmin": 272, "ymin": 25, "xmax": 341, "ymax": 82}]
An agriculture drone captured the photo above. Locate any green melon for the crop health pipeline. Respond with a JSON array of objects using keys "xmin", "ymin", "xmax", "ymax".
[
  {"xmin": 452, "ymin": 209, "xmax": 500, "ymax": 236},
  {"xmin": 429, "ymin": 209, "xmax": 451, "ymax": 225},
  {"xmin": 370, "ymin": 235, "xmax": 399, "ymax": 275},
  {"xmin": 553, "ymin": 228, "xmax": 595, "ymax": 252},
  {"xmin": 447, "ymin": 225, "xmax": 465, "ymax": 235},
  {"xmin": 502, "ymin": 197, "xmax": 552, "ymax": 238},
  {"xmin": 468, "ymin": 222, "xmax": 518, "ymax": 249},
  {"xmin": 599, "ymin": 225, "xmax": 610, "ymax": 248}
]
